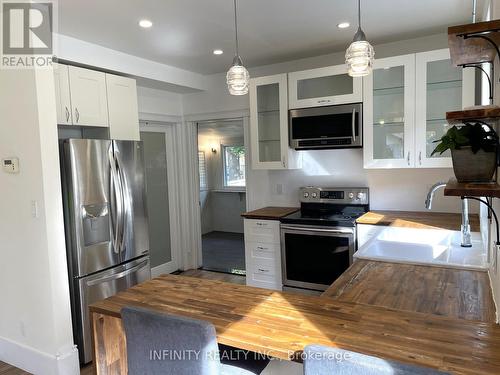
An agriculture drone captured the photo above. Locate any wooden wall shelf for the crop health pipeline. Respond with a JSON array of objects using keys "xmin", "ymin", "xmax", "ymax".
[
  {"xmin": 448, "ymin": 20, "xmax": 500, "ymax": 66},
  {"xmin": 444, "ymin": 178, "xmax": 500, "ymax": 198},
  {"xmin": 446, "ymin": 106, "xmax": 500, "ymax": 124}
]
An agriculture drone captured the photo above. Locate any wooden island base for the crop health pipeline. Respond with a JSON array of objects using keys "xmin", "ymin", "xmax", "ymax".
[{"xmin": 90, "ymin": 273, "xmax": 500, "ymax": 375}]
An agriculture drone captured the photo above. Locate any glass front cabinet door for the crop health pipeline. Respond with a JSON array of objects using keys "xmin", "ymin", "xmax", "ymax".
[
  {"xmin": 288, "ymin": 65, "xmax": 363, "ymax": 109},
  {"xmin": 415, "ymin": 49, "xmax": 475, "ymax": 168},
  {"xmin": 363, "ymin": 54, "xmax": 416, "ymax": 168},
  {"xmin": 249, "ymin": 74, "xmax": 301, "ymax": 170}
]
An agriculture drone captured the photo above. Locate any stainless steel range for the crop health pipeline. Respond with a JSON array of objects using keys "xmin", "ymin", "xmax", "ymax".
[{"xmin": 280, "ymin": 187, "xmax": 369, "ymax": 293}]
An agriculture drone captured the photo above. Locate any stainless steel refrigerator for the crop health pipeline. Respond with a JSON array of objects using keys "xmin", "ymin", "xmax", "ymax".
[{"xmin": 60, "ymin": 139, "xmax": 151, "ymax": 364}]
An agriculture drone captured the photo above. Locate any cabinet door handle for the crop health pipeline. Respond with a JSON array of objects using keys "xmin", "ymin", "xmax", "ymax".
[
  {"xmin": 258, "ymin": 268, "xmax": 269, "ymax": 273},
  {"xmin": 75, "ymin": 108, "xmax": 80, "ymax": 123},
  {"xmin": 65, "ymin": 106, "xmax": 70, "ymax": 122},
  {"xmin": 282, "ymin": 155, "xmax": 286, "ymax": 168},
  {"xmin": 419, "ymin": 151, "xmax": 422, "ymax": 165},
  {"xmin": 407, "ymin": 152, "xmax": 410, "ymax": 166}
]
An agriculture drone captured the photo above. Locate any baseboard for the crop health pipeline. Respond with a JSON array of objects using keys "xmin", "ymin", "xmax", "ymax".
[
  {"xmin": 0, "ymin": 336, "xmax": 79, "ymax": 375},
  {"xmin": 151, "ymin": 262, "xmax": 179, "ymax": 277}
]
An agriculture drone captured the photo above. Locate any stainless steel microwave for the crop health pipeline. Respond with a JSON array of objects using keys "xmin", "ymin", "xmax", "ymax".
[{"xmin": 289, "ymin": 103, "xmax": 362, "ymax": 150}]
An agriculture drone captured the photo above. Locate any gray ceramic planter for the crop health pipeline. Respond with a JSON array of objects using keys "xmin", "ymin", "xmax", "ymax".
[{"xmin": 451, "ymin": 146, "xmax": 497, "ymax": 182}]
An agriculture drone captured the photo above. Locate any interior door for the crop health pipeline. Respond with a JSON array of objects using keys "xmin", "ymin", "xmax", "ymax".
[
  {"xmin": 76, "ymin": 257, "xmax": 150, "ymax": 363},
  {"xmin": 140, "ymin": 125, "xmax": 179, "ymax": 275},
  {"xmin": 68, "ymin": 65, "xmax": 109, "ymax": 127},
  {"xmin": 113, "ymin": 140, "xmax": 150, "ymax": 263},
  {"xmin": 65, "ymin": 139, "xmax": 119, "ymax": 277}
]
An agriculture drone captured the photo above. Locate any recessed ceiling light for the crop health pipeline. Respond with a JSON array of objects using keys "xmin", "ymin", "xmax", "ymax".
[
  {"xmin": 139, "ymin": 19, "xmax": 153, "ymax": 28},
  {"xmin": 213, "ymin": 49, "xmax": 224, "ymax": 55},
  {"xmin": 337, "ymin": 22, "xmax": 350, "ymax": 29}
]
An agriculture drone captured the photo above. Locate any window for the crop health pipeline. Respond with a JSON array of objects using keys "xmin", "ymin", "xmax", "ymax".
[
  {"xmin": 223, "ymin": 145, "xmax": 246, "ymax": 187},
  {"xmin": 198, "ymin": 151, "xmax": 207, "ymax": 189}
]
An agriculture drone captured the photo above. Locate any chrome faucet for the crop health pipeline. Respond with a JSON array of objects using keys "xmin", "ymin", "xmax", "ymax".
[{"xmin": 425, "ymin": 182, "xmax": 472, "ymax": 248}]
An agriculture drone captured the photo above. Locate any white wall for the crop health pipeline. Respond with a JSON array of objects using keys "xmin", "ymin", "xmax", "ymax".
[
  {"xmin": 137, "ymin": 86, "xmax": 183, "ymax": 121},
  {"xmin": 183, "ymin": 33, "xmax": 473, "ymax": 214},
  {"xmin": 0, "ymin": 69, "xmax": 78, "ymax": 374},
  {"xmin": 487, "ymin": 0, "xmax": 500, "ymax": 321}
]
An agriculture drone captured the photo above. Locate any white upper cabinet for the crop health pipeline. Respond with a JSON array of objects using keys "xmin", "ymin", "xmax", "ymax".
[
  {"xmin": 288, "ymin": 65, "xmax": 363, "ymax": 109},
  {"xmin": 54, "ymin": 64, "xmax": 73, "ymax": 125},
  {"xmin": 106, "ymin": 74, "xmax": 140, "ymax": 141},
  {"xmin": 415, "ymin": 49, "xmax": 475, "ymax": 168},
  {"xmin": 364, "ymin": 49, "xmax": 475, "ymax": 169},
  {"xmin": 364, "ymin": 54, "xmax": 416, "ymax": 168},
  {"xmin": 249, "ymin": 73, "xmax": 301, "ymax": 170},
  {"xmin": 68, "ymin": 66, "xmax": 109, "ymax": 127}
]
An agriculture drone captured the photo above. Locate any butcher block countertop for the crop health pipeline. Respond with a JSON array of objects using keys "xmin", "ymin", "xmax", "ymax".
[
  {"xmin": 356, "ymin": 210, "xmax": 480, "ymax": 232},
  {"xmin": 241, "ymin": 206, "xmax": 299, "ymax": 220},
  {"xmin": 322, "ymin": 260, "xmax": 495, "ymax": 322},
  {"xmin": 90, "ymin": 274, "xmax": 500, "ymax": 375}
]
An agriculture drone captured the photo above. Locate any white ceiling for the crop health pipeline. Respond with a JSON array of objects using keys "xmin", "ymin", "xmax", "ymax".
[{"xmin": 58, "ymin": 0, "xmax": 479, "ymax": 75}]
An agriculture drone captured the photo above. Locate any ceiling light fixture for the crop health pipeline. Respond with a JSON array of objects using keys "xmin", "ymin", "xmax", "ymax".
[
  {"xmin": 139, "ymin": 19, "xmax": 153, "ymax": 28},
  {"xmin": 213, "ymin": 49, "xmax": 224, "ymax": 55},
  {"xmin": 337, "ymin": 22, "xmax": 350, "ymax": 29},
  {"xmin": 226, "ymin": 0, "xmax": 249, "ymax": 96},
  {"xmin": 345, "ymin": 0, "xmax": 374, "ymax": 77}
]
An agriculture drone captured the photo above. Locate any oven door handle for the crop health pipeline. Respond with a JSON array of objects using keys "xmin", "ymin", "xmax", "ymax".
[
  {"xmin": 280, "ymin": 225, "xmax": 354, "ymax": 235},
  {"xmin": 351, "ymin": 107, "xmax": 356, "ymax": 144}
]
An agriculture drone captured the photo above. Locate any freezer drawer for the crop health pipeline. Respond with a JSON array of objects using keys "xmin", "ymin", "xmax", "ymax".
[{"xmin": 74, "ymin": 256, "xmax": 151, "ymax": 364}]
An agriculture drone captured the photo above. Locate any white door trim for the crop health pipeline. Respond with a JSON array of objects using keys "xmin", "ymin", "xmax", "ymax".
[{"xmin": 139, "ymin": 121, "xmax": 182, "ymax": 275}]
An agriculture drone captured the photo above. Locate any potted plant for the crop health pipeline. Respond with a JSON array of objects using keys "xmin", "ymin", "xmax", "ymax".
[{"xmin": 432, "ymin": 122, "xmax": 498, "ymax": 183}]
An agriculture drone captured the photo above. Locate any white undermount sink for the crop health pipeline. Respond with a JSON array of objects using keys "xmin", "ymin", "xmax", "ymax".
[{"xmin": 354, "ymin": 226, "xmax": 487, "ymax": 270}]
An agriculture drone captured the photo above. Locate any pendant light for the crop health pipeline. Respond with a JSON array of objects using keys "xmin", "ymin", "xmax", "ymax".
[
  {"xmin": 345, "ymin": 0, "xmax": 374, "ymax": 77},
  {"xmin": 226, "ymin": 0, "xmax": 249, "ymax": 95}
]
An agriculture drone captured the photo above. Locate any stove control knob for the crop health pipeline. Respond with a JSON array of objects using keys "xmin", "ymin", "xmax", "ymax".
[
  {"xmin": 357, "ymin": 192, "xmax": 365, "ymax": 200},
  {"xmin": 303, "ymin": 192, "xmax": 309, "ymax": 198},
  {"xmin": 348, "ymin": 192, "xmax": 355, "ymax": 199},
  {"xmin": 311, "ymin": 192, "xmax": 318, "ymax": 198}
]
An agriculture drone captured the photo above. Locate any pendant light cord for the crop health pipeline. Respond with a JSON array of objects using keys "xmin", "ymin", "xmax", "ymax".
[
  {"xmin": 358, "ymin": 0, "xmax": 361, "ymax": 29},
  {"xmin": 233, "ymin": 0, "xmax": 239, "ymax": 56}
]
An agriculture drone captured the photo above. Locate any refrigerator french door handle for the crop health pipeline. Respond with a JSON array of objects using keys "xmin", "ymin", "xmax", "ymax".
[
  {"xmin": 86, "ymin": 259, "xmax": 149, "ymax": 286},
  {"xmin": 114, "ymin": 149, "xmax": 127, "ymax": 254},
  {"xmin": 108, "ymin": 146, "xmax": 123, "ymax": 255}
]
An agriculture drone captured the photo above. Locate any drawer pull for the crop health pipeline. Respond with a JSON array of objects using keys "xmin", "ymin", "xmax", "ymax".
[
  {"xmin": 257, "ymin": 246, "xmax": 268, "ymax": 250},
  {"xmin": 258, "ymin": 268, "xmax": 269, "ymax": 273},
  {"xmin": 256, "ymin": 223, "xmax": 268, "ymax": 227}
]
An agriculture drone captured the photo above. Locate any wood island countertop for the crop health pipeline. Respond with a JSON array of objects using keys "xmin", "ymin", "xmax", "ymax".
[
  {"xmin": 356, "ymin": 210, "xmax": 480, "ymax": 232},
  {"xmin": 241, "ymin": 206, "xmax": 299, "ymax": 220},
  {"xmin": 90, "ymin": 274, "xmax": 500, "ymax": 375},
  {"xmin": 322, "ymin": 260, "xmax": 496, "ymax": 322}
]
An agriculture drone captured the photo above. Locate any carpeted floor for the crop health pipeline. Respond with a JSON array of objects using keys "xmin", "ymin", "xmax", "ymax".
[{"xmin": 202, "ymin": 231, "xmax": 245, "ymax": 274}]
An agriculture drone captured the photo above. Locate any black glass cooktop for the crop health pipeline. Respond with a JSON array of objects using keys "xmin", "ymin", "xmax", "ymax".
[{"xmin": 280, "ymin": 204, "xmax": 368, "ymax": 227}]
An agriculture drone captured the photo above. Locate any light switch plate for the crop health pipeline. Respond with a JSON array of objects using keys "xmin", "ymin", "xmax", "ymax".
[{"xmin": 2, "ymin": 157, "xmax": 19, "ymax": 174}]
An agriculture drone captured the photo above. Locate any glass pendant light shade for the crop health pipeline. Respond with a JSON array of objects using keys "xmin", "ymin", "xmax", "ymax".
[
  {"xmin": 346, "ymin": 0, "xmax": 374, "ymax": 77},
  {"xmin": 227, "ymin": 55, "xmax": 250, "ymax": 95},
  {"xmin": 346, "ymin": 38, "xmax": 374, "ymax": 77}
]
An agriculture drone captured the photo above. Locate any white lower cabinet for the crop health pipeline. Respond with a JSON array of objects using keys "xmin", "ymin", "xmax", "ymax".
[{"xmin": 244, "ymin": 219, "xmax": 282, "ymax": 290}]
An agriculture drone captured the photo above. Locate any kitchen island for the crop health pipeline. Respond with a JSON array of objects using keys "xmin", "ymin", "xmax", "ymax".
[{"xmin": 90, "ymin": 269, "xmax": 500, "ymax": 375}]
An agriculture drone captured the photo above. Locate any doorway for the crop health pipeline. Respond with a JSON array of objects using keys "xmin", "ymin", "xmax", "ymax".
[
  {"xmin": 197, "ymin": 118, "xmax": 247, "ymax": 275},
  {"xmin": 140, "ymin": 122, "xmax": 180, "ymax": 276}
]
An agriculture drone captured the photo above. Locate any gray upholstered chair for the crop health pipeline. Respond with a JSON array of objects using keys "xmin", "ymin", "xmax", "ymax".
[
  {"xmin": 303, "ymin": 345, "xmax": 449, "ymax": 375},
  {"xmin": 121, "ymin": 306, "xmax": 268, "ymax": 375}
]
